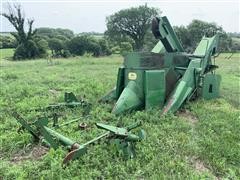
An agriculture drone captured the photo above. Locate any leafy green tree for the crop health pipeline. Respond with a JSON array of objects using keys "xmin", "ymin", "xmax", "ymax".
[
  {"xmin": 230, "ymin": 38, "xmax": 240, "ymax": 52},
  {"xmin": 173, "ymin": 20, "xmax": 232, "ymax": 53},
  {"xmin": 105, "ymin": 4, "xmax": 160, "ymax": 50},
  {"xmin": 105, "ymin": 33, "xmax": 135, "ymax": 49},
  {"xmin": 0, "ymin": 35, "xmax": 17, "ymax": 49},
  {"xmin": 35, "ymin": 39, "xmax": 49, "ymax": 57},
  {"xmin": 36, "ymin": 27, "xmax": 74, "ymax": 40},
  {"xmin": 55, "ymin": 28, "xmax": 74, "ymax": 39},
  {"xmin": 68, "ymin": 36, "xmax": 89, "ymax": 56},
  {"xmin": 88, "ymin": 41, "xmax": 101, "ymax": 57},
  {"xmin": 98, "ymin": 39, "xmax": 112, "ymax": 55},
  {"xmin": 142, "ymin": 29, "xmax": 158, "ymax": 51},
  {"xmin": 173, "ymin": 26, "xmax": 192, "ymax": 52},
  {"xmin": 67, "ymin": 35, "xmax": 111, "ymax": 57},
  {"xmin": 14, "ymin": 40, "xmax": 39, "ymax": 59},
  {"xmin": 120, "ymin": 42, "xmax": 133, "ymax": 55},
  {"xmin": 48, "ymin": 38, "xmax": 64, "ymax": 56},
  {"xmin": 55, "ymin": 35, "xmax": 69, "ymax": 42},
  {"xmin": 187, "ymin": 20, "xmax": 223, "ymax": 49},
  {"xmin": 35, "ymin": 27, "xmax": 55, "ymax": 38},
  {"xmin": 111, "ymin": 46, "xmax": 121, "ymax": 54},
  {"xmin": 62, "ymin": 49, "xmax": 71, "ymax": 58}
]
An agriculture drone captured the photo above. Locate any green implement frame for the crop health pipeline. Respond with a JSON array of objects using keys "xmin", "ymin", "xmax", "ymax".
[{"xmin": 12, "ymin": 112, "xmax": 145, "ymax": 165}]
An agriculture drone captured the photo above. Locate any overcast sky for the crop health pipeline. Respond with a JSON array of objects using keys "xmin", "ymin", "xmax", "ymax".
[{"xmin": 1, "ymin": 0, "xmax": 239, "ymax": 33}]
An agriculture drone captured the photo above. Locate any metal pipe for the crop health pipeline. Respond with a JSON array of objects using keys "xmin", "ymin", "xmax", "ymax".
[
  {"xmin": 58, "ymin": 117, "xmax": 82, "ymax": 127},
  {"xmin": 126, "ymin": 121, "xmax": 142, "ymax": 131},
  {"xmin": 44, "ymin": 126, "xmax": 79, "ymax": 148},
  {"xmin": 82, "ymin": 132, "xmax": 109, "ymax": 146}
]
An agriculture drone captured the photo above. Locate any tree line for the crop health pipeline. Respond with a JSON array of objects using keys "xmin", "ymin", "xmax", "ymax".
[{"xmin": 1, "ymin": 4, "xmax": 239, "ymax": 60}]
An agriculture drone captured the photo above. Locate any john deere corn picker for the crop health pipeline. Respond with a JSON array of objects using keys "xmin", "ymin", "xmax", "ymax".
[
  {"xmin": 101, "ymin": 16, "xmax": 221, "ymax": 115},
  {"xmin": 13, "ymin": 16, "xmax": 221, "ymax": 164}
]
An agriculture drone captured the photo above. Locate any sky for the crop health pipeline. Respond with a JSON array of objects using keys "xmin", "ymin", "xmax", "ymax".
[{"xmin": 1, "ymin": 0, "xmax": 239, "ymax": 33}]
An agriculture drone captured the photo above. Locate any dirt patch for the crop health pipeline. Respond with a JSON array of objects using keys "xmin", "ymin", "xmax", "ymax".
[
  {"xmin": 177, "ymin": 109, "xmax": 198, "ymax": 125},
  {"xmin": 194, "ymin": 159, "xmax": 209, "ymax": 172},
  {"xmin": 11, "ymin": 145, "xmax": 48, "ymax": 164},
  {"xmin": 49, "ymin": 89, "xmax": 61, "ymax": 96},
  {"xmin": 189, "ymin": 157, "xmax": 219, "ymax": 179},
  {"xmin": 189, "ymin": 156, "xmax": 210, "ymax": 173}
]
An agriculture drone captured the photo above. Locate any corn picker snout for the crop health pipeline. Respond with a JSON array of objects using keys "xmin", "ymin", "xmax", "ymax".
[{"xmin": 102, "ymin": 16, "xmax": 221, "ymax": 115}]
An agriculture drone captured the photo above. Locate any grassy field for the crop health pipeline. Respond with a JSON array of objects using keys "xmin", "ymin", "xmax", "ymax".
[
  {"xmin": 0, "ymin": 52, "xmax": 239, "ymax": 179},
  {"xmin": 0, "ymin": 48, "xmax": 14, "ymax": 60}
]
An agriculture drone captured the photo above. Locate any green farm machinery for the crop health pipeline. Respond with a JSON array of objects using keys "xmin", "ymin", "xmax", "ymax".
[
  {"xmin": 12, "ymin": 16, "xmax": 221, "ymax": 165},
  {"xmin": 13, "ymin": 112, "xmax": 145, "ymax": 164},
  {"xmin": 101, "ymin": 16, "xmax": 221, "ymax": 115}
]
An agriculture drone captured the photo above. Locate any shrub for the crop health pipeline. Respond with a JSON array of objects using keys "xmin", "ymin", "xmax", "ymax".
[
  {"xmin": 98, "ymin": 39, "xmax": 112, "ymax": 55},
  {"xmin": 35, "ymin": 39, "xmax": 49, "ymax": 58},
  {"xmin": 68, "ymin": 36, "xmax": 87, "ymax": 56},
  {"xmin": 111, "ymin": 46, "xmax": 121, "ymax": 54},
  {"xmin": 120, "ymin": 42, "xmax": 133, "ymax": 55},
  {"xmin": 48, "ymin": 38, "xmax": 64, "ymax": 56},
  {"xmin": 14, "ymin": 40, "xmax": 40, "ymax": 60},
  {"xmin": 55, "ymin": 35, "xmax": 69, "ymax": 42},
  {"xmin": 0, "ymin": 35, "xmax": 17, "ymax": 49},
  {"xmin": 88, "ymin": 42, "xmax": 101, "ymax": 57},
  {"xmin": 62, "ymin": 49, "xmax": 71, "ymax": 58},
  {"xmin": 67, "ymin": 35, "xmax": 112, "ymax": 57}
]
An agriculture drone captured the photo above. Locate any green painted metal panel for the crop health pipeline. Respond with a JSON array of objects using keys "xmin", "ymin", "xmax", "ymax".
[
  {"xmin": 100, "ymin": 88, "xmax": 116, "ymax": 102},
  {"xmin": 193, "ymin": 34, "xmax": 220, "ymax": 74},
  {"xmin": 112, "ymin": 81, "xmax": 143, "ymax": 115},
  {"xmin": 44, "ymin": 126, "xmax": 76, "ymax": 147},
  {"xmin": 116, "ymin": 67, "xmax": 125, "ymax": 98},
  {"xmin": 193, "ymin": 39, "xmax": 209, "ymax": 57},
  {"xmin": 151, "ymin": 41, "xmax": 166, "ymax": 53},
  {"xmin": 151, "ymin": 16, "xmax": 184, "ymax": 52},
  {"xmin": 124, "ymin": 69, "xmax": 144, "ymax": 97},
  {"xmin": 202, "ymin": 74, "xmax": 221, "ymax": 99},
  {"xmin": 124, "ymin": 52, "xmax": 141, "ymax": 68},
  {"xmin": 125, "ymin": 69, "xmax": 143, "ymax": 85},
  {"xmin": 64, "ymin": 92, "xmax": 78, "ymax": 103},
  {"xmin": 12, "ymin": 112, "xmax": 39, "ymax": 139},
  {"xmin": 145, "ymin": 70, "xmax": 165, "ymax": 109},
  {"xmin": 163, "ymin": 59, "xmax": 201, "ymax": 114}
]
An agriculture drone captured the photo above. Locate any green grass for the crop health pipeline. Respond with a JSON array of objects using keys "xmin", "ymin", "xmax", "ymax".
[
  {"xmin": 0, "ymin": 48, "xmax": 14, "ymax": 60},
  {"xmin": 215, "ymin": 53, "xmax": 240, "ymax": 107},
  {"xmin": 0, "ymin": 53, "xmax": 239, "ymax": 179}
]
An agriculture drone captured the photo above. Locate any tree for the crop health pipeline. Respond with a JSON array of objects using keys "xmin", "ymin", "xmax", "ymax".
[
  {"xmin": 105, "ymin": 4, "xmax": 160, "ymax": 50},
  {"xmin": 173, "ymin": 20, "xmax": 232, "ymax": 53},
  {"xmin": 1, "ymin": 4, "xmax": 47, "ymax": 59},
  {"xmin": 35, "ymin": 39, "xmax": 48, "ymax": 57},
  {"xmin": 36, "ymin": 27, "xmax": 74, "ymax": 40},
  {"xmin": 0, "ymin": 35, "xmax": 17, "ymax": 49},
  {"xmin": 142, "ymin": 29, "xmax": 158, "ymax": 51},
  {"xmin": 2, "ymin": 4, "xmax": 36, "ymax": 44},
  {"xmin": 120, "ymin": 42, "xmax": 133, "ymax": 55},
  {"xmin": 98, "ymin": 39, "xmax": 112, "ymax": 55},
  {"xmin": 88, "ymin": 41, "xmax": 101, "ymax": 57},
  {"xmin": 187, "ymin": 20, "xmax": 223, "ymax": 49},
  {"xmin": 68, "ymin": 36, "xmax": 88, "ymax": 56},
  {"xmin": 48, "ymin": 38, "xmax": 64, "ymax": 56},
  {"xmin": 67, "ymin": 35, "xmax": 111, "ymax": 57},
  {"xmin": 174, "ymin": 26, "xmax": 192, "ymax": 52}
]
